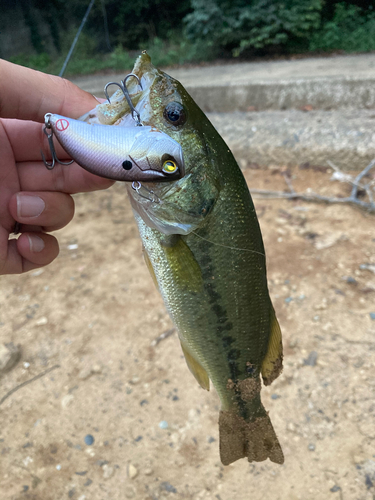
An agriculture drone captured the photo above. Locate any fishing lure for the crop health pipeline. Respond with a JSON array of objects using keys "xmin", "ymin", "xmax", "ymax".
[
  {"xmin": 41, "ymin": 113, "xmax": 185, "ymax": 182},
  {"xmin": 41, "ymin": 73, "xmax": 185, "ymax": 182}
]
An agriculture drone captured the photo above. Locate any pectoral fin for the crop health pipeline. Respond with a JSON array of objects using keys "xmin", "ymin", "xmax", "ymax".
[
  {"xmin": 180, "ymin": 341, "xmax": 210, "ymax": 391},
  {"xmin": 142, "ymin": 246, "xmax": 159, "ymax": 291},
  {"xmin": 261, "ymin": 305, "xmax": 283, "ymax": 386},
  {"xmin": 162, "ymin": 236, "xmax": 203, "ymax": 293}
]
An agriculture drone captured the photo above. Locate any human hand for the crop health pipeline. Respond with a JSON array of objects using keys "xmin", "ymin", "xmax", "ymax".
[{"xmin": 0, "ymin": 59, "xmax": 114, "ymax": 275}]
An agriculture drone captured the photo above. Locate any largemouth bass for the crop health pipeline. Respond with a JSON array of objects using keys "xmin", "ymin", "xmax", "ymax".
[{"xmin": 83, "ymin": 52, "xmax": 284, "ymax": 466}]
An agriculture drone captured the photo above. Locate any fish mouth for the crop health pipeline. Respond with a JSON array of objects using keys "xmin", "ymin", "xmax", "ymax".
[{"xmin": 81, "ymin": 52, "xmax": 158, "ymax": 128}]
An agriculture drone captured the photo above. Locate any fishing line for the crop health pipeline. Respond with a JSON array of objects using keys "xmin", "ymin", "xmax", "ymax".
[
  {"xmin": 170, "ymin": 208, "xmax": 266, "ymax": 257},
  {"xmin": 133, "ymin": 187, "xmax": 265, "ymax": 257},
  {"xmin": 189, "ymin": 230, "xmax": 266, "ymax": 257}
]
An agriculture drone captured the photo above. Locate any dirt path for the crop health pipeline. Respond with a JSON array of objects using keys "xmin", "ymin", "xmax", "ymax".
[{"xmin": 1, "ymin": 165, "xmax": 375, "ymax": 500}]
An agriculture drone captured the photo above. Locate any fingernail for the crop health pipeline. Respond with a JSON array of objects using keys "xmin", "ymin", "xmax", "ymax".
[
  {"xmin": 17, "ymin": 194, "xmax": 45, "ymax": 218},
  {"xmin": 93, "ymin": 95, "xmax": 107, "ymax": 103},
  {"xmin": 27, "ymin": 235, "xmax": 45, "ymax": 253}
]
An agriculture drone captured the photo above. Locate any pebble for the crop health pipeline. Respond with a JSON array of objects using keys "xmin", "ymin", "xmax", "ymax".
[
  {"xmin": 61, "ymin": 394, "xmax": 74, "ymax": 409},
  {"xmin": 35, "ymin": 316, "xmax": 48, "ymax": 326},
  {"xmin": 56, "ymin": 464, "xmax": 61, "ymax": 471},
  {"xmin": 360, "ymin": 263, "xmax": 375, "ymax": 274},
  {"xmin": 102, "ymin": 464, "xmax": 115, "ymax": 479},
  {"xmin": 365, "ymin": 475, "xmax": 374, "ymax": 489},
  {"xmin": 84, "ymin": 434, "xmax": 95, "ymax": 446},
  {"xmin": 159, "ymin": 420, "xmax": 168, "ymax": 429},
  {"xmin": 127, "ymin": 463, "xmax": 138, "ymax": 479},
  {"xmin": 0, "ymin": 343, "xmax": 21, "ymax": 373},
  {"xmin": 31, "ymin": 269, "xmax": 44, "ymax": 277},
  {"xmin": 125, "ymin": 487, "xmax": 136, "ymax": 498},
  {"xmin": 284, "ymin": 297, "xmax": 293, "ymax": 304},
  {"xmin": 304, "ymin": 351, "xmax": 318, "ymax": 366},
  {"xmin": 23, "ymin": 456, "xmax": 33, "ymax": 466},
  {"xmin": 308, "ymin": 443, "xmax": 316, "ymax": 451},
  {"xmin": 129, "ymin": 376, "xmax": 140, "ymax": 384},
  {"xmin": 370, "ymin": 313, "xmax": 375, "ymax": 321},
  {"xmin": 68, "ymin": 243, "xmax": 79, "ymax": 250},
  {"xmin": 271, "ymin": 394, "xmax": 281, "ymax": 400},
  {"xmin": 78, "ymin": 366, "xmax": 92, "ymax": 380},
  {"xmin": 144, "ymin": 468, "xmax": 153, "ymax": 475},
  {"xmin": 161, "ymin": 482, "xmax": 177, "ymax": 493},
  {"xmin": 330, "ymin": 485, "xmax": 341, "ymax": 492}
]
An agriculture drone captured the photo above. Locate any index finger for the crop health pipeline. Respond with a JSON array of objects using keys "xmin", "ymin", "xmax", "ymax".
[{"xmin": 0, "ymin": 59, "xmax": 98, "ymax": 122}]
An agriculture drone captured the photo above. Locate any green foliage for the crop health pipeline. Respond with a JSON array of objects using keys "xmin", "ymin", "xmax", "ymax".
[
  {"xmin": 4, "ymin": 0, "xmax": 375, "ymax": 77},
  {"xmin": 112, "ymin": 0, "xmax": 191, "ymax": 48},
  {"xmin": 106, "ymin": 46, "xmax": 134, "ymax": 71},
  {"xmin": 184, "ymin": 0, "xmax": 324, "ymax": 55},
  {"xmin": 9, "ymin": 53, "xmax": 52, "ymax": 73},
  {"xmin": 145, "ymin": 36, "xmax": 218, "ymax": 66},
  {"xmin": 309, "ymin": 3, "xmax": 375, "ymax": 52}
]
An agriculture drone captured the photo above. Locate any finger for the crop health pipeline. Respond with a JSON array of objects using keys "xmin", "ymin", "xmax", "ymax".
[
  {"xmin": 9, "ymin": 192, "xmax": 75, "ymax": 232},
  {"xmin": 1, "ymin": 118, "xmax": 70, "ymax": 163},
  {"xmin": 17, "ymin": 161, "xmax": 115, "ymax": 194},
  {"xmin": 1, "ymin": 232, "xmax": 59, "ymax": 275},
  {"xmin": 0, "ymin": 59, "xmax": 98, "ymax": 122}
]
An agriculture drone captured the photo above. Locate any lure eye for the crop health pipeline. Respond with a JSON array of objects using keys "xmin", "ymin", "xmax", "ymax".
[
  {"xmin": 163, "ymin": 102, "xmax": 187, "ymax": 127},
  {"xmin": 162, "ymin": 160, "xmax": 178, "ymax": 174},
  {"xmin": 122, "ymin": 160, "xmax": 132, "ymax": 170}
]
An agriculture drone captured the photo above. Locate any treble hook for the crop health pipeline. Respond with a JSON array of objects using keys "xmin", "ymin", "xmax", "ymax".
[
  {"xmin": 41, "ymin": 114, "xmax": 74, "ymax": 170},
  {"xmin": 104, "ymin": 73, "xmax": 143, "ymax": 126},
  {"xmin": 131, "ymin": 181, "xmax": 161, "ymax": 203}
]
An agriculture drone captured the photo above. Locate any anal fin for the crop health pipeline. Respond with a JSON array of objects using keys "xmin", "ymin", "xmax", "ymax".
[
  {"xmin": 180, "ymin": 341, "xmax": 210, "ymax": 391},
  {"xmin": 261, "ymin": 305, "xmax": 283, "ymax": 386}
]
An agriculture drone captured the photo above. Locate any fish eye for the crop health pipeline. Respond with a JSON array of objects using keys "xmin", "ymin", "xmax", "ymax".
[
  {"xmin": 162, "ymin": 160, "xmax": 178, "ymax": 174},
  {"xmin": 163, "ymin": 102, "xmax": 187, "ymax": 127},
  {"xmin": 122, "ymin": 160, "xmax": 132, "ymax": 170}
]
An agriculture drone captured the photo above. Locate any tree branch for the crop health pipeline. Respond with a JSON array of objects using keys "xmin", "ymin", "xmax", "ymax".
[{"xmin": 251, "ymin": 159, "xmax": 375, "ymax": 214}]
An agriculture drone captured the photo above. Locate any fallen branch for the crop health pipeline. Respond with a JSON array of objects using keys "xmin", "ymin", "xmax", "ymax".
[
  {"xmin": 150, "ymin": 328, "xmax": 176, "ymax": 347},
  {"xmin": 251, "ymin": 159, "xmax": 375, "ymax": 213},
  {"xmin": 0, "ymin": 364, "xmax": 60, "ymax": 407}
]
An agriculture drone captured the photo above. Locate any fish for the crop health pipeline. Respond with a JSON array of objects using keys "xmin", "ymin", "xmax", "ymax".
[
  {"xmin": 42, "ymin": 113, "xmax": 185, "ymax": 182},
  {"xmin": 82, "ymin": 52, "xmax": 284, "ymax": 466}
]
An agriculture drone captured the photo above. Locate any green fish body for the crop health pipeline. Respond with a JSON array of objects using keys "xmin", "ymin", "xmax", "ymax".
[{"xmin": 84, "ymin": 53, "xmax": 284, "ymax": 465}]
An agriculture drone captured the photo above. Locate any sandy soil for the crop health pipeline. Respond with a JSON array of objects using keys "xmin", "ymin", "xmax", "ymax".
[{"xmin": 1, "ymin": 164, "xmax": 375, "ymax": 500}]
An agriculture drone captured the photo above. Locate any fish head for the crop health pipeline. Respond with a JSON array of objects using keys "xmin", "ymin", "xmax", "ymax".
[
  {"xmin": 84, "ymin": 52, "xmax": 209, "ymax": 171},
  {"xmin": 83, "ymin": 52, "xmax": 225, "ymax": 235}
]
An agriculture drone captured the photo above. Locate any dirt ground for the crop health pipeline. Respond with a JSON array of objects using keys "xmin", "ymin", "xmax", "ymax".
[{"xmin": 1, "ymin": 164, "xmax": 375, "ymax": 500}]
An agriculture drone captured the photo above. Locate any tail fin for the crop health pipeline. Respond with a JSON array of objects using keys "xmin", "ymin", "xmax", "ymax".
[{"xmin": 219, "ymin": 409, "xmax": 284, "ymax": 466}]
